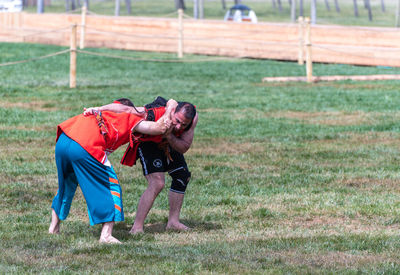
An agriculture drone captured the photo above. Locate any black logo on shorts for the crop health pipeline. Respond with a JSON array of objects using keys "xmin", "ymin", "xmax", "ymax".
[{"xmin": 153, "ymin": 159, "xmax": 162, "ymax": 168}]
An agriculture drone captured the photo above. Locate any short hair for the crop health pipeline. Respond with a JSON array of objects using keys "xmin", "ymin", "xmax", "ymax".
[
  {"xmin": 115, "ymin": 98, "xmax": 134, "ymax": 107},
  {"xmin": 175, "ymin": 102, "xmax": 196, "ymax": 130},
  {"xmin": 175, "ymin": 102, "xmax": 196, "ymax": 120}
]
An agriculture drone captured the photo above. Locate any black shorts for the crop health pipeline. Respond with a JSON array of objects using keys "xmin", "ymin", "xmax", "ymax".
[{"xmin": 137, "ymin": 142, "xmax": 191, "ymax": 194}]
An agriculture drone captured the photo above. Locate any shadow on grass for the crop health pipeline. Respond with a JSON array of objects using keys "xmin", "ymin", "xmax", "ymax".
[
  {"xmin": 89, "ymin": 220, "xmax": 223, "ymax": 241},
  {"xmin": 143, "ymin": 219, "xmax": 222, "ymax": 234}
]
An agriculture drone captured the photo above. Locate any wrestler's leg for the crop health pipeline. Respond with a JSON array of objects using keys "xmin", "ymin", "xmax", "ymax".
[{"xmin": 130, "ymin": 172, "xmax": 165, "ymax": 234}]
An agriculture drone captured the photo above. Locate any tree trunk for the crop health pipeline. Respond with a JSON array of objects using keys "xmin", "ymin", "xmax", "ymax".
[
  {"xmin": 125, "ymin": 0, "xmax": 131, "ymax": 14},
  {"xmin": 37, "ymin": 0, "xmax": 44, "ymax": 13},
  {"xmin": 193, "ymin": 0, "xmax": 198, "ymax": 18},
  {"xmin": 234, "ymin": 0, "xmax": 241, "ymax": 4},
  {"xmin": 353, "ymin": 0, "xmax": 359, "ymax": 17},
  {"xmin": 277, "ymin": 0, "xmax": 283, "ymax": 12},
  {"xmin": 115, "ymin": 0, "xmax": 120, "ymax": 15},
  {"xmin": 334, "ymin": 0, "xmax": 340, "ymax": 12},
  {"xmin": 324, "ymin": 0, "xmax": 330, "ymax": 11},
  {"xmin": 199, "ymin": 0, "xmax": 204, "ymax": 19},
  {"xmin": 175, "ymin": 0, "xmax": 185, "ymax": 10},
  {"xmin": 221, "ymin": 0, "xmax": 226, "ymax": 10},
  {"xmin": 291, "ymin": 0, "xmax": 296, "ymax": 22},
  {"xmin": 311, "ymin": 0, "xmax": 317, "ymax": 24},
  {"xmin": 272, "ymin": 0, "xmax": 276, "ymax": 10},
  {"xmin": 365, "ymin": 0, "xmax": 372, "ymax": 21},
  {"xmin": 396, "ymin": 0, "xmax": 400, "ymax": 27},
  {"xmin": 65, "ymin": 0, "xmax": 70, "ymax": 11},
  {"xmin": 381, "ymin": 0, "xmax": 385, "ymax": 12},
  {"xmin": 299, "ymin": 0, "xmax": 303, "ymax": 16}
]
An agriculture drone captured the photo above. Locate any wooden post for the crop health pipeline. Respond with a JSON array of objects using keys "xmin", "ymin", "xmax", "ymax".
[
  {"xmin": 298, "ymin": 16, "xmax": 304, "ymax": 65},
  {"xmin": 178, "ymin": 8, "xmax": 183, "ymax": 58},
  {"xmin": 80, "ymin": 5, "xmax": 87, "ymax": 49},
  {"xmin": 70, "ymin": 24, "xmax": 77, "ymax": 88},
  {"xmin": 305, "ymin": 17, "xmax": 313, "ymax": 83}
]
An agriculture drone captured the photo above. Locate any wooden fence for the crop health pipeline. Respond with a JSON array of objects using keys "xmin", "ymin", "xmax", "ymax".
[{"xmin": 1, "ymin": 12, "xmax": 400, "ymax": 67}]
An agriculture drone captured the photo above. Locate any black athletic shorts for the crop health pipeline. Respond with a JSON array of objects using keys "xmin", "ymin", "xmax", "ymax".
[{"xmin": 136, "ymin": 142, "xmax": 191, "ymax": 194}]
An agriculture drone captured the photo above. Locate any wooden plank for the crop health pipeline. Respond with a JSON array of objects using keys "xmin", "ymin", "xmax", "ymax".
[{"xmin": 2, "ymin": 12, "xmax": 400, "ymax": 67}]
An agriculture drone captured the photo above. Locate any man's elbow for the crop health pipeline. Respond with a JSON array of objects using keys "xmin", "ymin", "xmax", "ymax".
[{"xmin": 176, "ymin": 144, "xmax": 190, "ymax": 154}]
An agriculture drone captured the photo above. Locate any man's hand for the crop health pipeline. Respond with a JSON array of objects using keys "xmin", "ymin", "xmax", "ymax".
[
  {"xmin": 83, "ymin": 107, "xmax": 100, "ymax": 116},
  {"xmin": 166, "ymin": 99, "xmax": 178, "ymax": 114}
]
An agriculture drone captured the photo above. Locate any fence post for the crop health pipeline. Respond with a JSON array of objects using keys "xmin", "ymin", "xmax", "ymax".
[
  {"xmin": 178, "ymin": 8, "xmax": 184, "ymax": 58},
  {"xmin": 80, "ymin": 5, "xmax": 87, "ymax": 49},
  {"xmin": 298, "ymin": 16, "xmax": 304, "ymax": 65},
  {"xmin": 305, "ymin": 17, "xmax": 313, "ymax": 83},
  {"xmin": 70, "ymin": 24, "xmax": 77, "ymax": 88}
]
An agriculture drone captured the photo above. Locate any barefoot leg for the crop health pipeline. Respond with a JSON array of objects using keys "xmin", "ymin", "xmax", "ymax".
[
  {"xmin": 99, "ymin": 222, "xmax": 121, "ymax": 244},
  {"xmin": 49, "ymin": 208, "xmax": 61, "ymax": 234}
]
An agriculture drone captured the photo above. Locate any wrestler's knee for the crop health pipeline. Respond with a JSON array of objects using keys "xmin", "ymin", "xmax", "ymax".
[
  {"xmin": 146, "ymin": 173, "xmax": 165, "ymax": 193},
  {"xmin": 169, "ymin": 168, "xmax": 191, "ymax": 194}
]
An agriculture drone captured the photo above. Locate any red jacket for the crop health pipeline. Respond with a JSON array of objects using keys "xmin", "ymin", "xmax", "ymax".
[{"xmin": 57, "ymin": 111, "xmax": 143, "ymax": 164}]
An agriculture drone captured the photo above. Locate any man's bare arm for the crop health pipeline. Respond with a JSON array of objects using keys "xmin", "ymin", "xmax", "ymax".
[
  {"xmin": 133, "ymin": 119, "xmax": 168, "ymax": 135},
  {"xmin": 83, "ymin": 104, "xmax": 145, "ymax": 116},
  {"xmin": 166, "ymin": 113, "xmax": 198, "ymax": 154},
  {"xmin": 83, "ymin": 99, "xmax": 177, "ymax": 116}
]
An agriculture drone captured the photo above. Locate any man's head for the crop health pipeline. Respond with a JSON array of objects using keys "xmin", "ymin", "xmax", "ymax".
[{"xmin": 171, "ymin": 102, "xmax": 196, "ymax": 131}]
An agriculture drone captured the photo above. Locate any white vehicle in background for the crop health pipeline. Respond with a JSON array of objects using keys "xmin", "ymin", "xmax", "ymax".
[
  {"xmin": 0, "ymin": 0, "xmax": 23, "ymax": 12},
  {"xmin": 224, "ymin": 4, "xmax": 258, "ymax": 23}
]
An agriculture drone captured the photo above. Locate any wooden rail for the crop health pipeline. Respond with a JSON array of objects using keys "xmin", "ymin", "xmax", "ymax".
[{"xmin": 1, "ymin": 12, "xmax": 400, "ymax": 67}]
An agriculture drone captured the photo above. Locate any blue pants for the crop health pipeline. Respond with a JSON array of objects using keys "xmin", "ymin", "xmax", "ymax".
[{"xmin": 52, "ymin": 133, "xmax": 124, "ymax": 225}]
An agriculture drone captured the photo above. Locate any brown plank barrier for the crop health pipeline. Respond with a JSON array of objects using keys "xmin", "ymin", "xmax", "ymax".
[{"xmin": 1, "ymin": 12, "xmax": 400, "ymax": 67}]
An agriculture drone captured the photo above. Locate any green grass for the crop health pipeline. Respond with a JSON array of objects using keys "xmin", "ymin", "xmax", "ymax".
[
  {"xmin": 2, "ymin": 42, "xmax": 400, "ymax": 273},
  {"xmin": 22, "ymin": 0, "xmax": 400, "ymax": 27}
]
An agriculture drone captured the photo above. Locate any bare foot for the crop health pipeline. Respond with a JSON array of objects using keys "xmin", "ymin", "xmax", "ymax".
[
  {"xmin": 129, "ymin": 228, "xmax": 144, "ymax": 235},
  {"xmin": 166, "ymin": 222, "xmax": 190, "ymax": 231},
  {"xmin": 48, "ymin": 223, "xmax": 60, "ymax": 234},
  {"xmin": 99, "ymin": 235, "xmax": 122, "ymax": 244},
  {"xmin": 49, "ymin": 209, "xmax": 60, "ymax": 234}
]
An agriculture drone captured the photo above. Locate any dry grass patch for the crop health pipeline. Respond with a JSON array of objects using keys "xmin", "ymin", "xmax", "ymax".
[
  {"xmin": 269, "ymin": 250, "xmax": 399, "ymax": 269},
  {"xmin": 191, "ymin": 139, "xmax": 265, "ymax": 156},
  {"xmin": 286, "ymin": 215, "xmax": 400, "ymax": 236},
  {"xmin": 0, "ymin": 100, "xmax": 58, "ymax": 111},
  {"xmin": 256, "ymin": 82, "xmax": 391, "ymax": 90},
  {"xmin": 0, "ymin": 139, "xmax": 54, "ymax": 155},
  {"xmin": 268, "ymin": 111, "xmax": 375, "ymax": 126},
  {"xmin": 0, "ymin": 124, "xmax": 55, "ymax": 132},
  {"xmin": 344, "ymin": 132, "xmax": 400, "ymax": 146},
  {"xmin": 340, "ymin": 177, "xmax": 400, "ymax": 191}
]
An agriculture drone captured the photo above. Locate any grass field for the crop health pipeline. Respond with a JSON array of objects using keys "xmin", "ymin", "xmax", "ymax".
[
  {"xmin": 23, "ymin": 0, "xmax": 400, "ymax": 27},
  {"xmin": 2, "ymin": 42, "xmax": 400, "ymax": 273}
]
